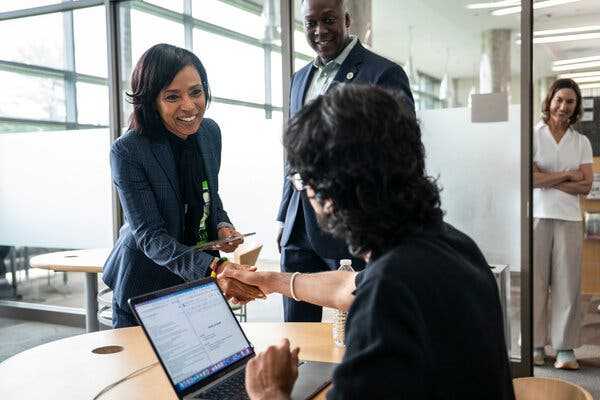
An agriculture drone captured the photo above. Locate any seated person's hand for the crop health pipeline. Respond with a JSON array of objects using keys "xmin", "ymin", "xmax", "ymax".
[
  {"xmin": 217, "ymin": 267, "xmax": 274, "ymax": 296},
  {"xmin": 245, "ymin": 339, "xmax": 299, "ymax": 400},
  {"xmin": 215, "ymin": 261, "xmax": 265, "ymax": 303},
  {"xmin": 215, "ymin": 227, "xmax": 243, "ymax": 253}
]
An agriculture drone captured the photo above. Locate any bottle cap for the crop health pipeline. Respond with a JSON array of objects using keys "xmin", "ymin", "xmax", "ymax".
[{"xmin": 339, "ymin": 259, "xmax": 354, "ymax": 271}]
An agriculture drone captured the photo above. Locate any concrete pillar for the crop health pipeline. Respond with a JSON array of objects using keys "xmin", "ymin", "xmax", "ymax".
[
  {"xmin": 480, "ymin": 29, "xmax": 511, "ymax": 94},
  {"xmin": 345, "ymin": 0, "xmax": 372, "ymax": 46}
]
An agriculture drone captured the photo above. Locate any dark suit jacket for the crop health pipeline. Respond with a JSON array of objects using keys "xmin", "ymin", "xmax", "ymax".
[
  {"xmin": 103, "ymin": 118, "xmax": 231, "ymax": 309},
  {"xmin": 277, "ymin": 41, "xmax": 414, "ymax": 259}
]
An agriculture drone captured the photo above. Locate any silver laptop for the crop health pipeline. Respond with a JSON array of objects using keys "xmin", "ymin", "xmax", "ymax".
[{"xmin": 129, "ymin": 278, "xmax": 337, "ymax": 400}]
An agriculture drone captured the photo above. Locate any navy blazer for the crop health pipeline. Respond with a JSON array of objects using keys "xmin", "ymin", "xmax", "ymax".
[
  {"xmin": 103, "ymin": 118, "xmax": 232, "ymax": 309},
  {"xmin": 277, "ymin": 42, "xmax": 414, "ymax": 259}
]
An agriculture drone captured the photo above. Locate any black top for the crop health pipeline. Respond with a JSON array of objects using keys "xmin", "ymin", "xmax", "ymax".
[
  {"xmin": 327, "ymin": 223, "xmax": 515, "ymax": 400},
  {"xmin": 167, "ymin": 132, "xmax": 208, "ymax": 246}
]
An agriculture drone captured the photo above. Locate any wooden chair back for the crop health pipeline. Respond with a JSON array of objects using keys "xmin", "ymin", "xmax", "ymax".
[
  {"xmin": 513, "ymin": 377, "xmax": 593, "ymax": 400},
  {"xmin": 233, "ymin": 241, "xmax": 263, "ymax": 266}
]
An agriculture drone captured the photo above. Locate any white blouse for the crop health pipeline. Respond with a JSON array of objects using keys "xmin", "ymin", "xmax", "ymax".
[{"xmin": 533, "ymin": 121, "xmax": 593, "ymax": 221}]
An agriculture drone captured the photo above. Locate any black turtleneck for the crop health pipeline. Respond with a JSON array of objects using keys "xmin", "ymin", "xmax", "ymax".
[{"xmin": 166, "ymin": 132, "xmax": 208, "ymax": 246}]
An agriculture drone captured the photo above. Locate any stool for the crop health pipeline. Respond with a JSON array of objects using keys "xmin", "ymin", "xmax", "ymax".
[
  {"xmin": 97, "ymin": 287, "xmax": 113, "ymax": 328},
  {"xmin": 513, "ymin": 377, "xmax": 592, "ymax": 400}
]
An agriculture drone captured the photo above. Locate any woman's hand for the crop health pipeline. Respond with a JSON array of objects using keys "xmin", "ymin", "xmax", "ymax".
[
  {"xmin": 215, "ymin": 261, "xmax": 265, "ymax": 303},
  {"xmin": 216, "ymin": 227, "xmax": 243, "ymax": 253}
]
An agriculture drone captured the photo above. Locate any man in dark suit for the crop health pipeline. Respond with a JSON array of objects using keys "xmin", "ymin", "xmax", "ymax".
[{"xmin": 277, "ymin": 0, "xmax": 414, "ymax": 322}]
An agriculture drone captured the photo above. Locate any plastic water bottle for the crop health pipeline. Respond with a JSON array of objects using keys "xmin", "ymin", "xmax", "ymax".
[{"xmin": 333, "ymin": 259, "xmax": 354, "ymax": 347}]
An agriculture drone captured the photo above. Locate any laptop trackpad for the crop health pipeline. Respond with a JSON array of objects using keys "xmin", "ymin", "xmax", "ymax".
[{"xmin": 292, "ymin": 361, "xmax": 338, "ymax": 400}]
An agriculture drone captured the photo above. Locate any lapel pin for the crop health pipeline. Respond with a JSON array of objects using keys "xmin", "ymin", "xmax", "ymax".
[{"xmin": 346, "ymin": 72, "xmax": 354, "ymax": 80}]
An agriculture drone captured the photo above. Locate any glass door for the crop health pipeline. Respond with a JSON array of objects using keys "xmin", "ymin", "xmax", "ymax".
[{"xmin": 288, "ymin": 0, "xmax": 534, "ymax": 376}]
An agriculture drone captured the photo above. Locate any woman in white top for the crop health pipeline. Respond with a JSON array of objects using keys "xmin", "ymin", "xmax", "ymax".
[{"xmin": 533, "ymin": 78, "xmax": 593, "ymax": 370}]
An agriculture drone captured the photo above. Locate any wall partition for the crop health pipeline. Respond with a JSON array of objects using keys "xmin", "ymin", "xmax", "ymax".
[
  {"xmin": 0, "ymin": 0, "xmax": 291, "ymax": 323},
  {"xmin": 287, "ymin": 0, "xmax": 534, "ymax": 376},
  {"xmin": 0, "ymin": 1, "xmax": 111, "ymax": 320},
  {"xmin": 1, "ymin": 0, "xmax": 540, "ymax": 377}
]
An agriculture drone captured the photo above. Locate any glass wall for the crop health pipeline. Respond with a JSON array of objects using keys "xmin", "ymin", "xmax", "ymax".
[
  {"xmin": 117, "ymin": 0, "xmax": 285, "ymax": 261},
  {"xmin": 532, "ymin": 0, "xmax": 600, "ymax": 372},
  {"xmin": 369, "ymin": 0, "xmax": 527, "ymax": 370},
  {"xmin": 0, "ymin": 0, "xmax": 287, "ymax": 317},
  {"xmin": 12, "ymin": 1, "xmax": 596, "ymax": 380},
  {"xmin": 291, "ymin": 0, "xmax": 532, "ymax": 372},
  {"xmin": 0, "ymin": 4, "xmax": 111, "ymax": 309}
]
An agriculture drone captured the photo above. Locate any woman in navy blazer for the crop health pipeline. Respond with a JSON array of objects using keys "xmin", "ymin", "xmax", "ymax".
[{"xmin": 103, "ymin": 44, "xmax": 263, "ymax": 328}]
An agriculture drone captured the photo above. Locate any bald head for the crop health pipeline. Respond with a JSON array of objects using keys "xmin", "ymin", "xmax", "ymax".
[
  {"xmin": 301, "ymin": 0, "xmax": 346, "ymax": 9},
  {"xmin": 301, "ymin": 0, "xmax": 351, "ymax": 63}
]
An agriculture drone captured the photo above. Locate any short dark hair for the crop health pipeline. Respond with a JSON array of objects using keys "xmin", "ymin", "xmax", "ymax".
[
  {"xmin": 284, "ymin": 85, "xmax": 443, "ymax": 258},
  {"xmin": 542, "ymin": 78, "xmax": 582, "ymax": 126},
  {"xmin": 127, "ymin": 43, "xmax": 211, "ymax": 137}
]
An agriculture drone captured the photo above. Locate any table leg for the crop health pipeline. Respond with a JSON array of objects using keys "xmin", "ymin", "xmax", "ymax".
[
  {"xmin": 84, "ymin": 272, "xmax": 99, "ymax": 332},
  {"xmin": 9, "ymin": 248, "xmax": 18, "ymax": 296}
]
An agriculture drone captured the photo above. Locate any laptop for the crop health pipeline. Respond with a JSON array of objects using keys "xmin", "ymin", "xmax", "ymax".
[{"xmin": 129, "ymin": 278, "xmax": 337, "ymax": 400}]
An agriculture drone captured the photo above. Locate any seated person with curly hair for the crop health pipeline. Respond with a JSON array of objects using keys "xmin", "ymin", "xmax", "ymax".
[{"xmin": 221, "ymin": 85, "xmax": 515, "ymax": 399}]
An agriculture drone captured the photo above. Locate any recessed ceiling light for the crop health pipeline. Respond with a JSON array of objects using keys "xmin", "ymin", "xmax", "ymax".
[
  {"xmin": 535, "ymin": 26, "xmax": 600, "ymax": 37},
  {"xmin": 573, "ymin": 76, "xmax": 600, "ymax": 84},
  {"xmin": 579, "ymin": 82, "xmax": 600, "ymax": 90},
  {"xmin": 553, "ymin": 61, "xmax": 600, "ymax": 72},
  {"xmin": 466, "ymin": 0, "xmax": 520, "ymax": 9},
  {"xmin": 515, "ymin": 32, "xmax": 600, "ymax": 44},
  {"xmin": 558, "ymin": 71, "xmax": 600, "ymax": 79},
  {"xmin": 554, "ymin": 55, "xmax": 600, "ymax": 66},
  {"xmin": 536, "ymin": 32, "xmax": 600, "ymax": 43},
  {"xmin": 516, "ymin": 26, "xmax": 600, "ymax": 39},
  {"xmin": 492, "ymin": 0, "xmax": 582, "ymax": 16}
]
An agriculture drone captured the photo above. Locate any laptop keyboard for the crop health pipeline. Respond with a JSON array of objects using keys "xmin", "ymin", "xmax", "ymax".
[
  {"xmin": 194, "ymin": 369, "xmax": 249, "ymax": 400},
  {"xmin": 194, "ymin": 361, "xmax": 306, "ymax": 400}
]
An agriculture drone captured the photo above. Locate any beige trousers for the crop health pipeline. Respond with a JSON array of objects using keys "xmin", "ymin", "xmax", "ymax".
[{"xmin": 533, "ymin": 218, "xmax": 582, "ymax": 350}]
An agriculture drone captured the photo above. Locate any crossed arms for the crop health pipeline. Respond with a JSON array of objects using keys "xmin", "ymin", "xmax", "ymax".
[{"xmin": 533, "ymin": 162, "xmax": 593, "ymax": 195}]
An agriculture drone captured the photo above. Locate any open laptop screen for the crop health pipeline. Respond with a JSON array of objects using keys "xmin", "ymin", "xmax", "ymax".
[{"xmin": 132, "ymin": 280, "xmax": 253, "ymax": 393}]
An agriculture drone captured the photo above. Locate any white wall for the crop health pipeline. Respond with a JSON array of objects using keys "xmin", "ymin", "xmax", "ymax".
[
  {"xmin": 206, "ymin": 104, "xmax": 284, "ymax": 262},
  {"xmin": 0, "ymin": 107, "xmax": 522, "ymax": 269},
  {"xmin": 0, "ymin": 115, "xmax": 284, "ymax": 261},
  {"xmin": 453, "ymin": 75, "xmax": 522, "ymax": 108},
  {"xmin": 419, "ymin": 105, "xmax": 522, "ymax": 270},
  {"xmin": 0, "ymin": 129, "xmax": 113, "ymax": 248}
]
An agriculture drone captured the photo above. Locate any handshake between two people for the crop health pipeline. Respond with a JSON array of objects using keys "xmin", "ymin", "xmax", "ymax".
[
  {"xmin": 211, "ymin": 226, "xmax": 267, "ymax": 303},
  {"xmin": 213, "ymin": 260, "xmax": 268, "ymax": 304}
]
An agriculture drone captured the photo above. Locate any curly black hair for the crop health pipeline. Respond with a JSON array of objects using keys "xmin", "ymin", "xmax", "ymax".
[{"xmin": 284, "ymin": 84, "xmax": 443, "ymax": 259}]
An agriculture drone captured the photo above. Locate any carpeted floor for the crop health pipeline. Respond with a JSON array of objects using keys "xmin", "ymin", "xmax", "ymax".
[
  {"xmin": 535, "ymin": 353, "xmax": 600, "ymax": 399},
  {"xmin": 0, "ymin": 317, "xmax": 84, "ymax": 362},
  {"xmin": 532, "ymin": 297, "xmax": 600, "ymax": 398}
]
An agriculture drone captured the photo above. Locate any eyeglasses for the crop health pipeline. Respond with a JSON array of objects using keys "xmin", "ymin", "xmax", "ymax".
[
  {"xmin": 287, "ymin": 173, "xmax": 324, "ymax": 201},
  {"xmin": 287, "ymin": 173, "xmax": 308, "ymax": 191}
]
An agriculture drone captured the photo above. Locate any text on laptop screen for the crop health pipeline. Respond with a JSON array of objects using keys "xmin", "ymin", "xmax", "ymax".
[{"xmin": 134, "ymin": 281, "xmax": 252, "ymax": 392}]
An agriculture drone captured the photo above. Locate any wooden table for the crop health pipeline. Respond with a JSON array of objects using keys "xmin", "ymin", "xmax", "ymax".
[
  {"xmin": 29, "ymin": 248, "xmax": 110, "ymax": 332},
  {"xmin": 0, "ymin": 322, "xmax": 343, "ymax": 400}
]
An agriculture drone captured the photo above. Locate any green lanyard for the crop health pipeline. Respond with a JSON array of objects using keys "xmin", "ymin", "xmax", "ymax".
[{"xmin": 196, "ymin": 180, "xmax": 210, "ymax": 246}]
